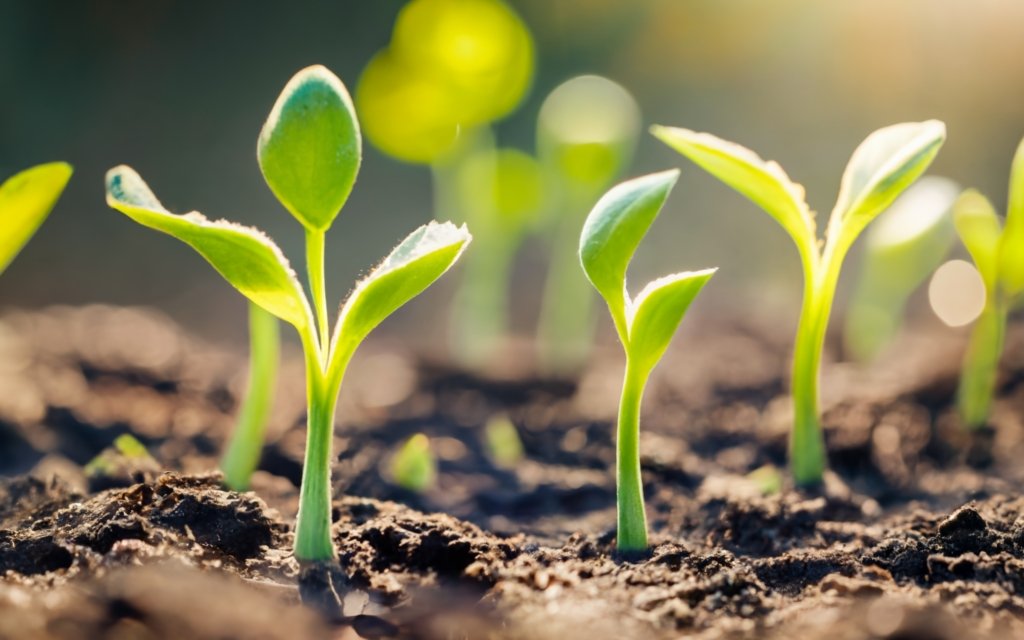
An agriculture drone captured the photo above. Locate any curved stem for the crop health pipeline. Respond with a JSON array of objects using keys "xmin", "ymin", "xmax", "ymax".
[
  {"xmin": 616, "ymin": 359, "xmax": 649, "ymax": 551},
  {"xmin": 306, "ymin": 228, "xmax": 329, "ymax": 360},
  {"xmin": 221, "ymin": 302, "xmax": 280, "ymax": 491},
  {"xmin": 958, "ymin": 299, "xmax": 1007, "ymax": 429}
]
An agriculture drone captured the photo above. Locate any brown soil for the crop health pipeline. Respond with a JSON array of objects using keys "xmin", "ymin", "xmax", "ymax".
[{"xmin": 1, "ymin": 305, "xmax": 1024, "ymax": 639}]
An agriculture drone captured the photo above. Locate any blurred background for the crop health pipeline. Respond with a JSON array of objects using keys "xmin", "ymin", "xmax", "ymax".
[{"xmin": 3, "ymin": 0, "xmax": 1024, "ymax": 354}]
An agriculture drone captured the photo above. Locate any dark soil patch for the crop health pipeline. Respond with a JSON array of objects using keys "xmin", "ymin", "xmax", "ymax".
[{"xmin": 1, "ymin": 305, "xmax": 1024, "ymax": 638}]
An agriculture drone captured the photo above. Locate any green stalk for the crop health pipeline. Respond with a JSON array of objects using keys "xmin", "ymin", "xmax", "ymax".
[
  {"xmin": 958, "ymin": 300, "xmax": 1007, "ymax": 429},
  {"xmin": 451, "ymin": 229, "xmax": 516, "ymax": 365},
  {"xmin": 616, "ymin": 359, "xmax": 648, "ymax": 551},
  {"xmin": 294, "ymin": 348, "xmax": 337, "ymax": 562},
  {"xmin": 306, "ymin": 228, "xmax": 329, "ymax": 355},
  {"xmin": 221, "ymin": 302, "xmax": 280, "ymax": 491}
]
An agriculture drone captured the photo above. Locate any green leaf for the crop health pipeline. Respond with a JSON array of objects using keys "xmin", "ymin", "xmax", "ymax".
[
  {"xmin": 953, "ymin": 189, "xmax": 1003, "ymax": 292},
  {"xmin": 626, "ymin": 269, "xmax": 716, "ymax": 374},
  {"xmin": 826, "ymin": 120, "xmax": 946, "ymax": 250},
  {"xmin": 332, "ymin": 220, "xmax": 470, "ymax": 357},
  {"xmin": 651, "ymin": 125, "xmax": 816, "ymax": 250},
  {"xmin": 258, "ymin": 65, "xmax": 361, "ymax": 231},
  {"xmin": 999, "ymin": 137, "xmax": 1024, "ymax": 298},
  {"xmin": 105, "ymin": 165, "xmax": 313, "ymax": 330},
  {"xmin": 579, "ymin": 170, "xmax": 679, "ymax": 338},
  {"xmin": 0, "ymin": 162, "xmax": 72, "ymax": 275}
]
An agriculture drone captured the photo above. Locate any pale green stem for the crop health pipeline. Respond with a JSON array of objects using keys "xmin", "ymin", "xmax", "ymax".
[
  {"xmin": 616, "ymin": 358, "xmax": 649, "ymax": 551},
  {"xmin": 306, "ymin": 228, "xmax": 329, "ymax": 357},
  {"xmin": 957, "ymin": 299, "xmax": 1007, "ymax": 429},
  {"xmin": 220, "ymin": 302, "xmax": 280, "ymax": 491},
  {"xmin": 451, "ymin": 229, "xmax": 518, "ymax": 366}
]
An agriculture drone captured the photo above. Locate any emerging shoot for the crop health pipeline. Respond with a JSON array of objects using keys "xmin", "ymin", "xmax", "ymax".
[
  {"xmin": 952, "ymin": 137, "xmax": 1024, "ymax": 429},
  {"xmin": 106, "ymin": 65, "xmax": 471, "ymax": 563},
  {"xmin": 0, "ymin": 162, "xmax": 73, "ymax": 276},
  {"xmin": 483, "ymin": 414, "xmax": 525, "ymax": 469},
  {"xmin": 580, "ymin": 170, "xmax": 715, "ymax": 551},
  {"xmin": 390, "ymin": 433, "xmax": 437, "ymax": 492},
  {"xmin": 654, "ymin": 121, "xmax": 946, "ymax": 486}
]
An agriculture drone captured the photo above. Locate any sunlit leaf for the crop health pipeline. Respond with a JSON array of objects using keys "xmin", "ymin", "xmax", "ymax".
[
  {"xmin": 579, "ymin": 170, "xmax": 679, "ymax": 336},
  {"xmin": 827, "ymin": 120, "xmax": 946, "ymax": 249},
  {"xmin": 332, "ymin": 221, "xmax": 470, "ymax": 355},
  {"xmin": 258, "ymin": 65, "xmax": 361, "ymax": 231},
  {"xmin": 0, "ymin": 162, "xmax": 72, "ymax": 275},
  {"xmin": 105, "ymin": 165, "xmax": 312, "ymax": 330},
  {"xmin": 626, "ymin": 269, "xmax": 716, "ymax": 374},
  {"xmin": 999, "ymin": 137, "xmax": 1024, "ymax": 298},
  {"xmin": 953, "ymin": 189, "xmax": 1003, "ymax": 292},
  {"xmin": 651, "ymin": 125, "xmax": 815, "ymax": 249}
]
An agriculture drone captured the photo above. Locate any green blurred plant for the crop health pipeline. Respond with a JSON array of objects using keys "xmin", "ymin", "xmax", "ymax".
[
  {"xmin": 106, "ymin": 65, "xmax": 471, "ymax": 563},
  {"xmin": 483, "ymin": 414, "xmax": 525, "ymax": 469},
  {"xmin": 580, "ymin": 170, "xmax": 715, "ymax": 551},
  {"xmin": 536, "ymin": 75, "xmax": 641, "ymax": 373},
  {"xmin": 390, "ymin": 433, "xmax": 437, "ymax": 492},
  {"xmin": 84, "ymin": 433, "xmax": 157, "ymax": 478},
  {"xmin": 952, "ymin": 138, "xmax": 1024, "ymax": 429},
  {"xmin": 0, "ymin": 162, "xmax": 72, "ymax": 276},
  {"xmin": 844, "ymin": 176, "xmax": 959, "ymax": 362},
  {"xmin": 655, "ymin": 121, "xmax": 946, "ymax": 487}
]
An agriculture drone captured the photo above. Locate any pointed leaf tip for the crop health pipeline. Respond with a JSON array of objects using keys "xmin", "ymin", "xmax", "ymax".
[
  {"xmin": 627, "ymin": 268, "xmax": 716, "ymax": 373},
  {"xmin": 105, "ymin": 165, "xmax": 312, "ymax": 330},
  {"xmin": 259, "ymin": 65, "xmax": 361, "ymax": 231},
  {"xmin": 0, "ymin": 161, "xmax": 73, "ymax": 275}
]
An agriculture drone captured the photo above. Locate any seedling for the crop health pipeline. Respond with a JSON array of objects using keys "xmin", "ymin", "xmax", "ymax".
[
  {"xmin": 483, "ymin": 414, "xmax": 525, "ymax": 469},
  {"xmin": 654, "ymin": 121, "xmax": 945, "ymax": 486},
  {"xmin": 106, "ymin": 65, "xmax": 471, "ymax": 563},
  {"xmin": 580, "ymin": 170, "xmax": 715, "ymax": 551},
  {"xmin": 952, "ymin": 137, "xmax": 1024, "ymax": 429},
  {"xmin": 390, "ymin": 433, "xmax": 437, "ymax": 492},
  {"xmin": 220, "ymin": 302, "xmax": 280, "ymax": 491},
  {"xmin": 537, "ymin": 75, "xmax": 641, "ymax": 373},
  {"xmin": 85, "ymin": 433, "xmax": 157, "ymax": 478},
  {"xmin": 0, "ymin": 162, "xmax": 72, "ymax": 276},
  {"xmin": 844, "ymin": 177, "xmax": 958, "ymax": 361}
]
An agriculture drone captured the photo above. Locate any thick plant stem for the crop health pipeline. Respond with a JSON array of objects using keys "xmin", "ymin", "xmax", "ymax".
[
  {"xmin": 958, "ymin": 301, "xmax": 1006, "ymax": 429},
  {"xmin": 306, "ymin": 228, "xmax": 329, "ymax": 355},
  {"xmin": 294, "ymin": 345, "xmax": 338, "ymax": 562},
  {"xmin": 221, "ymin": 302, "xmax": 280, "ymax": 491},
  {"xmin": 616, "ymin": 360, "xmax": 648, "ymax": 551}
]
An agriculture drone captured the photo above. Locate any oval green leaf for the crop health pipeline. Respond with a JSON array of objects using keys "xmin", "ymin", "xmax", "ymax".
[
  {"xmin": 827, "ymin": 120, "xmax": 946, "ymax": 249},
  {"xmin": 105, "ymin": 165, "xmax": 312, "ymax": 330},
  {"xmin": 953, "ymin": 189, "xmax": 1002, "ymax": 292},
  {"xmin": 626, "ymin": 269, "xmax": 716, "ymax": 374},
  {"xmin": 651, "ymin": 125, "xmax": 815, "ymax": 250},
  {"xmin": 579, "ymin": 170, "xmax": 679, "ymax": 337},
  {"xmin": 999, "ymin": 137, "xmax": 1024, "ymax": 298},
  {"xmin": 332, "ymin": 221, "xmax": 471, "ymax": 358},
  {"xmin": 258, "ymin": 65, "xmax": 361, "ymax": 231},
  {"xmin": 0, "ymin": 162, "xmax": 72, "ymax": 275}
]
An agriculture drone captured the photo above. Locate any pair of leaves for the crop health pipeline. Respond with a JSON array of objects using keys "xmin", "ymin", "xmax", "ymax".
[
  {"xmin": 953, "ymin": 137, "xmax": 1024, "ymax": 302},
  {"xmin": 107, "ymin": 65, "xmax": 470, "ymax": 363},
  {"xmin": 0, "ymin": 162, "xmax": 73, "ymax": 275},
  {"xmin": 651, "ymin": 120, "xmax": 947, "ymax": 262},
  {"xmin": 580, "ymin": 170, "xmax": 715, "ymax": 374}
]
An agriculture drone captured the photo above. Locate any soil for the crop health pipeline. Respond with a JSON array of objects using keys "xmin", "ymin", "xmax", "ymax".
[{"xmin": 2, "ymin": 304, "xmax": 1024, "ymax": 639}]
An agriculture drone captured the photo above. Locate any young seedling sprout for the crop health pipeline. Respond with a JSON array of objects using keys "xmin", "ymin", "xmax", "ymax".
[
  {"xmin": 580, "ymin": 170, "xmax": 715, "ymax": 551},
  {"xmin": 952, "ymin": 137, "xmax": 1024, "ymax": 429},
  {"xmin": 106, "ymin": 65, "xmax": 471, "ymax": 563},
  {"xmin": 844, "ymin": 177, "xmax": 958, "ymax": 362},
  {"xmin": 0, "ymin": 162, "xmax": 72, "ymax": 277},
  {"xmin": 390, "ymin": 433, "xmax": 437, "ymax": 492},
  {"xmin": 654, "ymin": 121, "xmax": 946, "ymax": 486}
]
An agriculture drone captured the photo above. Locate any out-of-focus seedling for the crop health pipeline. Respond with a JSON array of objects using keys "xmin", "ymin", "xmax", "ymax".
[
  {"xmin": 220, "ymin": 302, "xmax": 280, "ymax": 491},
  {"xmin": 655, "ymin": 121, "xmax": 945, "ymax": 486},
  {"xmin": 580, "ymin": 170, "xmax": 715, "ymax": 551},
  {"xmin": 537, "ymin": 75, "xmax": 641, "ymax": 373},
  {"xmin": 390, "ymin": 433, "xmax": 437, "ymax": 492},
  {"xmin": 85, "ymin": 433, "xmax": 159, "ymax": 485},
  {"xmin": 0, "ymin": 162, "xmax": 72, "ymax": 276},
  {"xmin": 952, "ymin": 138, "xmax": 1024, "ymax": 429},
  {"xmin": 483, "ymin": 414, "xmax": 525, "ymax": 469},
  {"xmin": 844, "ymin": 177, "xmax": 959, "ymax": 361},
  {"xmin": 106, "ymin": 65, "xmax": 470, "ymax": 563}
]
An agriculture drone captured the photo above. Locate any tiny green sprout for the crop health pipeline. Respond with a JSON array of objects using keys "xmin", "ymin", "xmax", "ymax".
[
  {"xmin": 845, "ymin": 177, "xmax": 959, "ymax": 362},
  {"xmin": 84, "ymin": 433, "xmax": 157, "ymax": 478},
  {"xmin": 390, "ymin": 433, "xmax": 437, "ymax": 492},
  {"xmin": 654, "ymin": 121, "xmax": 946, "ymax": 487},
  {"xmin": 0, "ymin": 162, "xmax": 73, "ymax": 276},
  {"xmin": 106, "ymin": 65, "xmax": 471, "ymax": 563},
  {"xmin": 220, "ymin": 302, "xmax": 280, "ymax": 491},
  {"xmin": 580, "ymin": 170, "xmax": 715, "ymax": 551},
  {"xmin": 952, "ymin": 137, "xmax": 1024, "ymax": 429},
  {"xmin": 483, "ymin": 414, "xmax": 525, "ymax": 469}
]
